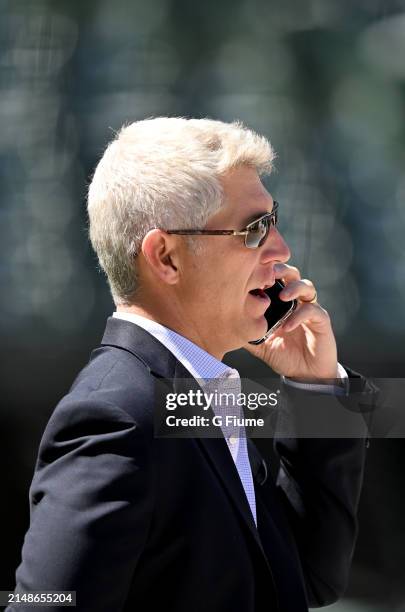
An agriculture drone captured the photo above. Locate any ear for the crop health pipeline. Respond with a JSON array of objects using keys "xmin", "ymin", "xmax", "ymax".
[{"xmin": 140, "ymin": 229, "xmax": 181, "ymax": 285}]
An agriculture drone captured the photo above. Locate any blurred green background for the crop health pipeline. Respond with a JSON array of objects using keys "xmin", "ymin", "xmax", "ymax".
[{"xmin": 1, "ymin": 0, "xmax": 405, "ymax": 610}]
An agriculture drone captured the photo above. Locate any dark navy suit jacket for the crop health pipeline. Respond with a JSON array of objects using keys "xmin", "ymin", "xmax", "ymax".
[{"xmin": 9, "ymin": 317, "xmax": 372, "ymax": 611}]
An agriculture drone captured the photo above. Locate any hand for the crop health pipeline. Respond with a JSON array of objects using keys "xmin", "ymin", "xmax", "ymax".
[{"xmin": 244, "ymin": 264, "xmax": 338, "ymax": 381}]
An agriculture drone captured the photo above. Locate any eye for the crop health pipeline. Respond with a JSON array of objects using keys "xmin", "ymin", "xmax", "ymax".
[{"xmin": 249, "ymin": 218, "xmax": 267, "ymax": 237}]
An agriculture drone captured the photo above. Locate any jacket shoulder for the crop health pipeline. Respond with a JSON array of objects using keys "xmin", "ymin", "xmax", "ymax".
[{"xmin": 61, "ymin": 345, "xmax": 156, "ymax": 427}]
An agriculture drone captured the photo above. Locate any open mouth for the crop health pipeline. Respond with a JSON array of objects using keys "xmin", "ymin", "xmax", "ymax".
[{"xmin": 249, "ymin": 287, "xmax": 271, "ymax": 303}]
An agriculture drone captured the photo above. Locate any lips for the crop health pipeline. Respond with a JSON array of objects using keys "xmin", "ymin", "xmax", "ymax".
[
  {"xmin": 249, "ymin": 287, "xmax": 271, "ymax": 304},
  {"xmin": 248, "ymin": 280, "xmax": 274, "ymax": 305},
  {"xmin": 249, "ymin": 288, "xmax": 267, "ymax": 298},
  {"xmin": 249, "ymin": 280, "xmax": 275, "ymax": 295}
]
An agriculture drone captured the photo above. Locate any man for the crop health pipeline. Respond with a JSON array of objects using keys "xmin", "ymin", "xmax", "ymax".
[{"xmin": 10, "ymin": 118, "xmax": 373, "ymax": 611}]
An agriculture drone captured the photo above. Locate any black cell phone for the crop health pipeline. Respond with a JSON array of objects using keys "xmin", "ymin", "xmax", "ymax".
[{"xmin": 249, "ymin": 279, "xmax": 297, "ymax": 345}]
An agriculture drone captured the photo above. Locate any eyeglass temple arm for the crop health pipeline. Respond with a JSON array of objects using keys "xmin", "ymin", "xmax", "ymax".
[{"xmin": 166, "ymin": 229, "xmax": 246, "ymax": 236}]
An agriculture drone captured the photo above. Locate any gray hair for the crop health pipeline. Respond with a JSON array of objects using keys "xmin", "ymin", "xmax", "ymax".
[{"xmin": 87, "ymin": 117, "xmax": 275, "ymax": 305}]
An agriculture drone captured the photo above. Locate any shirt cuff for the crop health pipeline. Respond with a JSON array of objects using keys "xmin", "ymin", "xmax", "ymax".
[{"xmin": 282, "ymin": 363, "xmax": 349, "ymax": 396}]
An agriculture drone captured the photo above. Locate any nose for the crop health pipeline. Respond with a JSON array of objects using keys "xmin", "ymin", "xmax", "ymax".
[{"xmin": 260, "ymin": 227, "xmax": 291, "ymax": 264}]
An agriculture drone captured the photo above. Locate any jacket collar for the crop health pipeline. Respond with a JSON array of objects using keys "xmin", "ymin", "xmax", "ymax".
[{"xmin": 101, "ymin": 316, "xmax": 179, "ymax": 379}]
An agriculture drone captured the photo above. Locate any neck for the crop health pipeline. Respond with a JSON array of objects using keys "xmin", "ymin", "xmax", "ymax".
[{"xmin": 116, "ymin": 302, "xmax": 226, "ymax": 361}]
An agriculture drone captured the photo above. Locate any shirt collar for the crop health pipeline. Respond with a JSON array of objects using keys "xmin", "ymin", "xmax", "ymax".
[{"xmin": 112, "ymin": 311, "xmax": 238, "ymax": 384}]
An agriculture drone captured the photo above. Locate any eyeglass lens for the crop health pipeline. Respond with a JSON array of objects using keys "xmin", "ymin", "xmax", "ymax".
[{"xmin": 245, "ymin": 210, "xmax": 277, "ymax": 248}]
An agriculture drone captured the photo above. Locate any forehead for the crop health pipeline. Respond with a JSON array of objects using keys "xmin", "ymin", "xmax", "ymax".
[{"xmin": 209, "ymin": 166, "xmax": 274, "ymax": 227}]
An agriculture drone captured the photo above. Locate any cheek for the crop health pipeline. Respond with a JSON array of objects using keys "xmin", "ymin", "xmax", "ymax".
[
  {"xmin": 186, "ymin": 245, "xmax": 253, "ymax": 304},
  {"xmin": 217, "ymin": 278, "xmax": 248, "ymax": 315},
  {"xmin": 181, "ymin": 255, "xmax": 218, "ymax": 300}
]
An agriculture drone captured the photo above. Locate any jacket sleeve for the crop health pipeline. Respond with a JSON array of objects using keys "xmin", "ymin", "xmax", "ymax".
[
  {"xmin": 7, "ymin": 396, "xmax": 154, "ymax": 612},
  {"xmin": 274, "ymin": 368, "xmax": 378, "ymax": 608}
]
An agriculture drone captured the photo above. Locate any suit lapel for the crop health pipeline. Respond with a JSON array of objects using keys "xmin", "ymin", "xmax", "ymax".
[{"xmin": 101, "ymin": 318, "xmax": 269, "ymax": 558}]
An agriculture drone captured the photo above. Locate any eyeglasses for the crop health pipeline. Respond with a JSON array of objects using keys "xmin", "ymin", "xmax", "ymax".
[{"xmin": 166, "ymin": 201, "xmax": 279, "ymax": 249}]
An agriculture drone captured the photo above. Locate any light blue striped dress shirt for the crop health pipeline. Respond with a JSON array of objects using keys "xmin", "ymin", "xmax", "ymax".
[{"xmin": 113, "ymin": 311, "xmax": 258, "ymax": 526}]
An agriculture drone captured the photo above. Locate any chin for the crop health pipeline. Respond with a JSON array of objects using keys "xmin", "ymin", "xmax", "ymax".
[
  {"xmin": 247, "ymin": 329, "xmax": 267, "ymax": 345},
  {"xmin": 232, "ymin": 317, "xmax": 267, "ymax": 349}
]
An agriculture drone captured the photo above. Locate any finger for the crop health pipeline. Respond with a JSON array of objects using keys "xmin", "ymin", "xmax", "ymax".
[
  {"xmin": 279, "ymin": 279, "xmax": 316, "ymax": 302},
  {"xmin": 274, "ymin": 263, "xmax": 301, "ymax": 283},
  {"xmin": 281, "ymin": 303, "xmax": 329, "ymax": 332}
]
